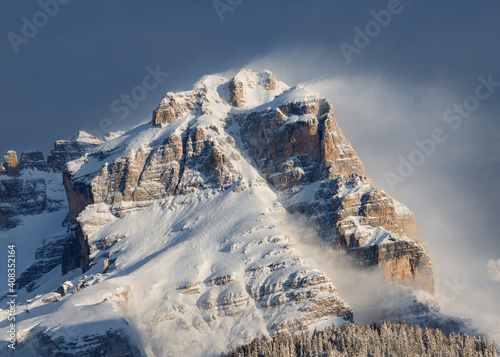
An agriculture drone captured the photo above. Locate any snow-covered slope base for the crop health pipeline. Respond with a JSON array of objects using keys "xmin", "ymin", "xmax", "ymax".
[{"xmin": 2, "ymin": 187, "xmax": 350, "ymax": 356}]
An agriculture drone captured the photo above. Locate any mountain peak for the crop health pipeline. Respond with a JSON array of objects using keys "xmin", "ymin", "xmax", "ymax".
[
  {"xmin": 2, "ymin": 69, "xmax": 438, "ymax": 356},
  {"xmin": 152, "ymin": 69, "xmax": 292, "ymax": 127},
  {"xmin": 63, "ymin": 68, "xmax": 432, "ymax": 294}
]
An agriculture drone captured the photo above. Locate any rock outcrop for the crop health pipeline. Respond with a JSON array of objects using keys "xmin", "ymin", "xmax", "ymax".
[
  {"xmin": 0, "ymin": 169, "xmax": 54, "ymax": 230},
  {"xmin": 236, "ymin": 88, "xmax": 364, "ymax": 189},
  {"xmin": 20, "ymin": 150, "xmax": 48, "ymax": 171},
  {"xmin": 17, "ymin": 233, "xmax": 68, "ymax": 292},
  {"xmin": 1, "ymin": 150, "xmax": 19, "ymax": 177},
  {"xmin": 229, "ymin": 69, "xmax": 278, "ymax": 108},
  {"xmin": 152, "ymin": 90, "xmax": 198, "ymax": 126}
]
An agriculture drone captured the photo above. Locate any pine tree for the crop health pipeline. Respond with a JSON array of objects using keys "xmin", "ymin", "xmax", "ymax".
[{"xmin": 222, "ymin": 321, "xmax": 499, "ymax": 357}]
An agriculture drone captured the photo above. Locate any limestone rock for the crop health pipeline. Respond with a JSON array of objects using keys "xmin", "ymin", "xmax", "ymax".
[
  {"xmin": 0, "ymin": 132, "xmax": 101, "ymax": 230},
  {"xmin": 1, "ymin": 150, "xmax": 19, "ymax": 177},
  {"xmin": 42, "ymin": 293, "xmax": 61, "ymax": 304},
  {"xmin": 208, "ymin": 274, "xmax": 235, "ymax": 286},
  {"xmin": 179, "ymin": 282, "xmax": 201, "ymax": 295},
  {"xmin": 152, "ymin": 89, "xmax": 198, "ymax": 126},
  {"xmin": 228, "ymin": 77, "xmax": 246, "ymax": 108},
  {"xmin": 237, "ymin": 93, "xmax": 364, "ymax": 190},
  {"xmin": 230, "ymin": 74, "xmax": 432, "ymax": 293},
  {"xmin": 228, "ymin": 69, "xmax": 280, "ymax": 108},
  {"xmin": 72, "ymin": 280, "xmax": 85, "ymax": 293},
  {"xmin": 56, "ymin": 281, "xmax": 74, "ymax": 296},
  {"xmin": 284, "ymin": 174, "xmax": 434, "ymax": 293},
  {"xmin": 0, "ymin": 174, "xmax": 50, "ymax": 230}
]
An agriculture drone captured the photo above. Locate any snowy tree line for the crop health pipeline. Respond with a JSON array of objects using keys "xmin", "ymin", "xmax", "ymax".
[{"xmin": 222, "ymin": 321, "xmax": 499, "ymax": 357}]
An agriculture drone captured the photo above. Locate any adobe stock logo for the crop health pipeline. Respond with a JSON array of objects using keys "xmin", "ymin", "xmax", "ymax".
[
  {"xmin": 87, "ymin": 64, "xmax": 169, "ymax": 139},
  {"xmin": 7, "ymin": 0, "xmax": 72, "ymax": 54},
  {"xmin": 213, "ymin": 0, "xmax": 243, "ymax": 22},
  {"xmin": 436, "ymin": 277, "xmax": 467, "ymax": 305}
]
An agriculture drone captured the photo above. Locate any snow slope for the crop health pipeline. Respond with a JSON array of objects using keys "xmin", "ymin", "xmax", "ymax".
[{"xmin": 1, "ymin": 186, "xmax": 351, "ymax": 356}]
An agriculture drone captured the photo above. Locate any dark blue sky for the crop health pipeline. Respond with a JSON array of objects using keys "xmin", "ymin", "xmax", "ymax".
[
  {"xmin": 1, "ymin": 0, "xmax": 500, "ymax": 334},
  {"xmin": 1, "ymin": 1, "xmax": 498, "ymax": 155}
]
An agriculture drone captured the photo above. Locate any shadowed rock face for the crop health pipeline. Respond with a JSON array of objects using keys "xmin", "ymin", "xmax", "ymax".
[
  {"xmin": 20, "ymin": 150, "xmax": 48, "ymax": 171},
  {"xmin": 0, "ymin": 132, "xmax": 103, "ymax": 230},
  {"xmin": 21, "ymin": 328, "xmax": 142, "ymax": 357},
  {"xmin": 0, "ymin": 150, "xmax": 60, "ymax": 230},
  {"xmin": 17, "ymin": 233, "xmax": 68, "ymax": 292},
  {"xmin": 0, "ymin": 176, "xmax": 49, "ymax": 229}
]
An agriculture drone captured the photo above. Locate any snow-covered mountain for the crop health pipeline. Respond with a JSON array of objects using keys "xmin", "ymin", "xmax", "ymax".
[{"xmin": 0, "ymin": 69, "xmax": 455, "ymax": 356}]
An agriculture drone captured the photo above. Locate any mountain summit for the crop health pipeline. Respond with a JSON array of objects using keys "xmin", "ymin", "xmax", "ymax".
[{"xmin": 1, "ymin": 69, "xmax": 435, "ymax": 356}]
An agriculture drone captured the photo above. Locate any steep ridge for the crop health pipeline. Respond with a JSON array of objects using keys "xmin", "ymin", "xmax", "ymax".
[{"xmin": 0, "ymin": 69, "xmax": 437, "ymax": 356}]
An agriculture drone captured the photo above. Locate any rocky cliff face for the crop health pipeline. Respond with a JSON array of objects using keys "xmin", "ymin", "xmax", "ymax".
[
  {"xmin": 20, "ymin": 150, "xmax": 48, "ymax": 171},
  {"xmin": 283, "ymin": 175, "xmax": 434, "ymax": 293},
  {"xmin": 0, "ymin": 132, "xmax": 107, "ymax": 301},
  {"xmin": 0, "ymin": 152, "xmax": 61, "ymax": 230},
  {"xmin": 0, "ymin": 150, "xmax": 19, "ymax": 177}
]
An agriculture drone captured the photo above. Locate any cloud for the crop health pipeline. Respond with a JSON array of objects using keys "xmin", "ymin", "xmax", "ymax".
[{"xmin": 488, "ymin": 259, "xmax": 500, "ymax": 282}]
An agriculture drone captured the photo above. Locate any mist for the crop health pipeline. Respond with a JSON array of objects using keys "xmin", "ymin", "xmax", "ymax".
[{"xmin": 277, "ymin": 213, "xmax": 393, "ymax": 323}]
